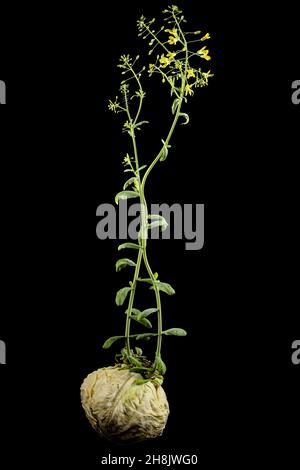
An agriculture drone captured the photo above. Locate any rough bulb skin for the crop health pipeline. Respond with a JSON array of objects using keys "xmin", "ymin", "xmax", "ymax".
[{"xmin": 80, "ymin": 366, "xmax": 169, "ymax": 443}]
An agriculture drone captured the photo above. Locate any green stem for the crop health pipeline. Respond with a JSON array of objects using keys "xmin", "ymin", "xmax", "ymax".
[
  {"xmin": 123, "ymin": 88, "xmax": 145, "ymax": 355},
  {"xmin": 139, "ymin": 29, "xmax": 189, "ymax": 360},
  {"xmin": 123, "ymin": 25, "xmax": 189, "ymax": 363},
  {"xmin": 124, "ymin": 249, "xmax": 143, "ymax": 353},
  {"xmin": 144, "ymin": 24, "xmax": 170, "ymax": 54}
]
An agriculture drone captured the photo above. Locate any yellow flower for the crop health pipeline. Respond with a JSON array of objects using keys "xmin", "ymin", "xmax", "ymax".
[
  {"xmin": 185, "ymin": 84, "xmax": 194, "ymax": 96},
  {"xmin": 165, "ymin": 28, "xmax": 179, "ymax": 45},
  {"xmin": 168, "ymin": 35, "xmax": 178, "ymax": 45},
  {"xmin": 166, "ymin": 52, "xmax": 176, "ymax": 60},
  {"xmin": 165, "ymin": 28, "xmax": 177, "ymax": 36},
  {"xmin": 159, "ymin": 54, "xmax": 170, "ymax": 68},
  {"xmin": 187, "ymin": 69, "xmax": 196, "ymax": 79},
  {"xmin": 202, "ymin": 70, "xmax": 214, "ymax": 82},
  {"xmin": 197, "ymin": 46, "xmax": 211, "ymax": 61},
  {"xmin": 201, "ymin": 70, "xmax": 214, "ymax": 86},
  {"xmin": 159, "ymin": 52, "xmax": 176, "ymax": 69},
  {"xmin": 201, "ymin": 33, "xmax": 210, "ymax": 41},
  {"xmin": 149, "ymin": 63, "xmax": 155, "ymax": 74}
]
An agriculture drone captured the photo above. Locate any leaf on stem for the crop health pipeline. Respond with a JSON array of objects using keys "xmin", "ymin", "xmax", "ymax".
[
  {"xmin": 102, "ymin": 335, "xmax": 124, "ymax": 349},
  {"xmin": 134, "ymin": 120, "xmax": 149, "ymax": 131},
  {"xmin": 150, "ymin": 281, "xmax": 175, "ymax": 295},
  {"xmin": 155, "ymin": 356, "xmax": 167, "ymax": 375},
  {"xmin": 116, "ymin": 258, "xmax": 136, "ymax": 272},
  {"xmin": 115, "ymin": 287, "xmax": 132, "ymax": 306},
  {"xmin": 148, "ymin": 214, "xmax": 165, "ymax": 220},
  {"xmin": 115, "ymin": 190, "xmax": 139, "ymax": 205},
  {"xmin": 172, "ymin": 97, "xmax": 181, "ymax": 114},
  {"xmin": 123, "ymin": 177, "xmax": 139, "ymax": 190},
  {"xmin": 138, "ymin": 308, "xmax": 158, "ymax": 318},
  {"xmin": 136, "ymin": 332, "xmax": 157, "ymax": 341},
  {"xmin": 163, "ymin": 328, "xmax": 187, "ymax": 336},
  {"xmin": 130, "ymin": 367, "xmax": 152, "ymax": 373},
  {"xmin": 134, "ymin": 378, "xmax": 150, "ymax": 385},
  {"xmin": 137, "ymin": 277, "xmax": 153, "ymax": 284},
  {"xmin": 136, "ymin": 164, "xmax": 148, "ymax": 173},
  {"xmin": 126, "ymin": 308, "xmax": 153, "ymax": 328},
  {"xmin": 148, "ymin": 217, "xmax": 168, "ymax": 231},
  {"xmin": 118, "ymin": 242, "xmax": 142, "ymax": 251},
  {"xmin": 160, "ymin": 139, "xmax": 172, "ymax": 162},
  {"xmin": 128, "ymin": 356, "xmax": 144, "ymax": 367},
  {"xmin": 179, "ymin": 112, "xmax": 190, "ymax": 125},
  {"xmin": 133, "ymin": 316, "xmax": 152, "ymax": 328}
]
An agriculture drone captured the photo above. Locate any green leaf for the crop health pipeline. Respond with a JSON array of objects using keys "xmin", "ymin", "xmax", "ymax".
[
  {"xmin": 139, "ymin": 308, "xmax": 158, "ymax": 318},
  {"xmin": 125, "ymin": 308, "xmax": 142, "ymax": 316},
  {"xmin": 102, "ymin": 335, "xmax": 124, "ymax": 349},
  {"xmin": 163, "ymin": 328, "xmax": 187, "ymax": 336},
  {"xmin": 135, "ymin": 347, "xmax": 143, "ymax": 356},
  {"xmin": 148, "ymin": 214, "xmax": 165, "ymax": 220},
  {"xmin": 136, "ymin": 332, "xmax": 157, "ymax": 341},
  {"xmin": 160, "ymin": 139, "xmax": 172, "ymax": 162},
  {"xmin": 116, "ymin": 258, "xmax": 136, "ymax": 272},
  {"xmin": 136, "ymin": 164, "xmax": 147, "ymax": 173},
  {"xmin": 134, "ymin": 120, "xmax": 149, "ymax": 130},
  {"xmin": 150, "ymin": 281, "xmax": 175, "ymax": 295},
  {"xmin": 133, "ymin": 316, "xmax": 152, "ymax": 329},
  {"xmin": 118, "ymin": 242, "xmax": 142, "ymax": 251},
  {"xmin": 155, "ymin": 356, "xmax": 167, "ymax": 375},
  {"xmin": 134, "ymin": 378, "xmax": 150, "ymax": 385},
  {"xmin": 115, "ymin": 287, "xmax": 132, "ymax": 306},
  {"xmin": 128, "ymin": 356, "xmax": 144, "ymax": 367},
  {"xmin": 172, "ymin": 97, "xmax": 181, "ymax": 115},
  {"xmin": 130, "ymin": 367, "xmax": 152, "ymax": 373},
  {"xmin": 138, "ymin": 278, "xmax": 153, "ymax": 285},
  {"xmin": 179, "ymin": 112, "xmax": 190, "ymax": 125},
  {"xmin": 148, "ymin": 217, "xmax": 168, "ymax": 231},
  {"xmin": 115, "ymin": 191, "xmax": 139, "ymax": 205},
  {"xmin": 123, "ymin": 177, "xmax": 138, "ymax": 190}
]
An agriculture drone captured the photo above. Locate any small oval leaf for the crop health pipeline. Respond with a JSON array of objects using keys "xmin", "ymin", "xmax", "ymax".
[
  {"xmin": 115, "ymin": 287, "xmax": 131, "ymax": 306},
  {"xmin": 155, "ymin": 356, "xmax": 167, "ymax": 375},
  {"xmin": 102, "ymin": 335, "xmax": 124, "ymax": 349},
  {"xmin": 136, "ymin": 332, "xmax": 157, "ymax": 341},
  {"xmin": 163, "ymin": 328, "xmax": 187, "ymax": 336},
  {"xmin": 118, "ymin": 242, "xmax": 142, "ymax": 251},
  {"xmin": 116, "ymin": 258, "xmax": 136, "ymax": 272},
  {"xmin": 134, "ymin": 378, "xmax": 150, "ymax": 385},
  {"xmin": 123, "ymin": 177, "xmax": 138, "ymax": 190},
  {"xmin": 148, "ymin": 218, "xmax": 168, "ymax": 231},
  {"xmin": 150, "ymin": 281, "xmax": 175, "ymax": 295},
  {"xmin": 135, "ymin": 316, "xmax": 152, "ymax": 329},
  {"xmin": 128, "ymin": 356, "xmax": 144, "ymax": 367},
  {"xmin": 139, "ymin": 308, "xmax": 158, "ymax": 318},
  {"xmin": 115, "ymin": 191, "xmax": 139, "ymax": 205}
]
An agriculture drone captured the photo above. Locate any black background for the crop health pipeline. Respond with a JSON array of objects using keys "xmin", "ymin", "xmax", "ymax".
[{"xmin": 0, "ymin": 0, "xmax": 299, "ymax": 468}]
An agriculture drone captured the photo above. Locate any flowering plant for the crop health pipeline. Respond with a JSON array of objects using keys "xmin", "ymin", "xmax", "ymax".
[{"xmin": 81, "ymin": 4, "xmax": 213, "ymax": 443}]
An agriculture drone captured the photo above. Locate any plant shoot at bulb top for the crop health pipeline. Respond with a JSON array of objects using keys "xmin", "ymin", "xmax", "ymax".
[{"xmin": 104, "ymin": 4, "xmax": 213, "ymax": 385}]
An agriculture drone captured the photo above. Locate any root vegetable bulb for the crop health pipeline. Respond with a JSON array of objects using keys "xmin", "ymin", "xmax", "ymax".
[{"xmin": 80, "ymin": 366, "xmax": 169, "ymax": 443}]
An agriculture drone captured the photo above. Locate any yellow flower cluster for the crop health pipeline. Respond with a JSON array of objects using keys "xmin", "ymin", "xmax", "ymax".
[
  {"xmin": 185, "ymin": 84, "xmax": 194, "ymax": 96},
  {"xmin": 197, "ymin": 46, "xmax": 211, "ymax": 61},
  {"xmin": 165, "ymin": 28, "xmax": 179, "ymax": 45},
  {"xmin": 159, "ymin": 52, "xmax": 176, "ymax": 68}
]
